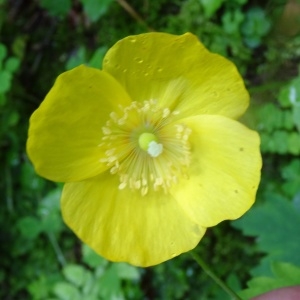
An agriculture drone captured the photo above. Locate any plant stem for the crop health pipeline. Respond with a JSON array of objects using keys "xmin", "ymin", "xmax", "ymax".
[
  {"xmin": 190, "ymin": 251, "xmax": 243, "ymax": 300},
  {"xmin": 116, "ymin": 0, "xmax": 155, "ymax": 31},
  {"xmin": 48, "ymin": 232, "xmax": 66, "ymax": 267}
]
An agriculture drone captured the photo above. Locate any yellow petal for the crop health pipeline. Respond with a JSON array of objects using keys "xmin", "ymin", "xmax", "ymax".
[
  {"xmin": 103, "ymin": 32, "xmax": 249, "ymax": 119},
  {"xmin": 27, "ymin": 65, "xmax": 132, "ymax": 182},
  {"xmin": 61, "ymin": 173, "xmax": 206, "ymax": 267},
  {"xmin": 171, "ymin": 115, "xmax": 262, "ymax": 227}
]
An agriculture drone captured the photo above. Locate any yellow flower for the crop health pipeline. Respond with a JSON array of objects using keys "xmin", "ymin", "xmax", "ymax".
[{"xmin": 27, "ymin": 33, "xmax": 262, "ymax": 267}]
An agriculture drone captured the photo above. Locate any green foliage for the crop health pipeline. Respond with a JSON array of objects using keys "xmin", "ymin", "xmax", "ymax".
[
  {"xmin": 65, "ymin": 46, "xmax": 107, "ymax": 70},
  {"xmin": 241, "ymin": 7, "xmax": 271, "ymax": 48},
  {"xmin": 0, "ymin": 43, "xmax": 20, "ymax": 95},
  {"xmin": 39, "ymin": 0, "xmax": 72, "ymax": 17},
  {"xmin": 239, "ymin": 262, "xmax": 300, "ymax": 299},
  {"xmin": 233, "ymin": 193, "xmax": 300, "ymax": 276},
  {"xmin": 250, "ymin": 73, "xmax": 300, "ymax": 155},
  {"xmin": 1, "ymin": 0, "xmax": 300, "ymax": 299},
  {"xmin": 199, "ymin": 0, "xmax": 224, "ymax": 19},
  {"xmin": 28, "ymin": 245, "xmax": 141, "ymax": 300},
  {"xmin": 80, "ymin": 0, "xmax": 114, "ymax": 22}
]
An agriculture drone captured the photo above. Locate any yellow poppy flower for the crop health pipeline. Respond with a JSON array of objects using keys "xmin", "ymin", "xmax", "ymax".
[{"xmin": 27, "ymin": 32, "xmax": 262, "ymax": 267}]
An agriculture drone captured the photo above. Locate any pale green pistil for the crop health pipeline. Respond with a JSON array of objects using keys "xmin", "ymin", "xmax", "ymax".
[{"xmin": 138, "ymin": 132, "xmax": 163, "ymax": 157}]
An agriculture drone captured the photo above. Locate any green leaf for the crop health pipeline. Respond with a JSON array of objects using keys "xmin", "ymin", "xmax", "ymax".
[
  {"xmin": 98, "ymin": 264, "xmax": 123, "ymax": 300},
  {"xmin": 222, "ymin": 9, "xmax": 244, "ymax": 35},
  {"xmin": 65, "ymin": 47, "xmax": 86, "ymax": 70},
  {"xmin": 53, "ymin": 282, "xmax": 81, "ymax": 300},
  {"xmin": 239, "ymin": 262, "xmax": 300, "ymax": 299},
  {"xmin": 82, "ymin": 244, "xmax": 108, "ymax": 269},
  {"xmin": 40, "ymin": 0, "xmax": 72, "ymax": 17},
  {"xmin": 4, "ymin": 57, "xmax": 20, "ymax": 73},
  {"xmin": 28, "ymin": 276, "xmax": 52, "ymax": 299},
  {"xmin": 115, "ymin": 262, "xmax": 140, "ymax": 280},
  {"xmin": 89, "ymin": 46, "xmax": 107, "ymax": 68},
  {"xmin": 273, "ymin": 130, "xmax": 288, "ymax": 154},
  {"xmin": 241, "ymin": 7, "xmax": 271, "ymax": 48},
  {"xmin": 279, "ymin": 76, "xmax": 300, "ymax": 108},
  {"xmin": 292, "ymin": 105, "xmax": 300, "ymax": 132},
  {"xmin": 232, "ymin": 193, "xmax": 300, "ymax": 276},
  {"xmin": 199, "ymin": 0, "xmax": 224, "ymax": 19},
  {"xmin": 81, "ymin": 0, "xmax": 113, "ymax": 22},
  {"xmin": 17, "ymin": 216, "xmax": 42, "ymax": 239},
  {"xmin": 0, "ymin": 70, "xmax": 12, "ymax": 93},
  {"xmin": 38, "ymin": 188, "xmax": 64, "ymax": 234},
  {"xmin": 63, "ymin": 264, "xmax": 89, "ymax": 287},
  {"xmin": 282, "ymin": 159, "xmax": 300, "ymax": 196},
  {"xmin": 0, "ymin": 43, "xmax": 7, "ymax": 63},
  {"xmin": 288, "ymin": 132, "xmax": 300, "ymax": 155},
  {"xmin": 257, "ymin": 103, "xmax": 282, "ymax": 132}
]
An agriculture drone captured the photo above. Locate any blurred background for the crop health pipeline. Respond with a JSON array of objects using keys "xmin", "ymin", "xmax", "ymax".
[{"xmin": 1, "ymin": 0, "xmax": 300, "ymax": 299}]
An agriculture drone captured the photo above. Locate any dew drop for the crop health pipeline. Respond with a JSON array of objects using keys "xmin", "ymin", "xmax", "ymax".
[
  {"xmin": 144, "ymin": 72, "xmax": 149, "ymax": 76},
  {"xmin": 123, "ymin": 69, "xmax": 127, "ymax": 73},
  {"xmin": 134, "ymin": 57, "xmax": 143, "ymax": 64},
  {"xmin": 129, "ymin": 37, "xmax": 136, "ymax": 43},
  {"xmin": 157, "ymin": 67, "xmax": 163, "ymax": 72}
]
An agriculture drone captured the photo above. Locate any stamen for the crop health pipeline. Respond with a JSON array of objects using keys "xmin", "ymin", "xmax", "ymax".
[{"xmin": 99, "ymin": 100, "xmax": 192, "ymax": 196}]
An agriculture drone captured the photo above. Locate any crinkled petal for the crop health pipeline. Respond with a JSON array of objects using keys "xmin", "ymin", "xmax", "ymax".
[
  {"xmin": 171, "ymin": 115, "xmax": 262, "ymax": 227},
  {"xmin": 27, "ymin": 65, "xmax": 132, "ymax": 182},
  {"xmin": 61, "ymin": 173, "xmax": 206, "ymax": 267},
  {"xmin": 103, "ymin": 32, "xmax": 249, "ymax": 119}
]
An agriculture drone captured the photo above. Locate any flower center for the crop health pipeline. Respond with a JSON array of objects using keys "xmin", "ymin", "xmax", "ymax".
[
  {"xmin": 99, "ymin": 100, "xmax": 191, "ymax": 196},
  {"xmin": 138, "ymin": 132, "xmax": 163, "ymax": 157}
]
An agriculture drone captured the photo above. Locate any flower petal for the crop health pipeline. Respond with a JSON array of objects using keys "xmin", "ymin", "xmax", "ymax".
[
  {"xmin": 171, "ymin": 115, "xmax": 262, "ymax": 227},
  {"xmin": 103, "ymin": 32, "xmax": 249, "ymax": 119},
  {"xmin": 61, "ymin": 173, "xmax": 206, "ymax": 267},
  {"xmin": 27, "ymin": 65, "xmax": 132, "ymax": 182}
]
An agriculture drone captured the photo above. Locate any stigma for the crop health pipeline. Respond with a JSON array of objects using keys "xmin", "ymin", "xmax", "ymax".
[{"xmin": 138, "ymin": 132, "xmax": 163, "ymax": 157}]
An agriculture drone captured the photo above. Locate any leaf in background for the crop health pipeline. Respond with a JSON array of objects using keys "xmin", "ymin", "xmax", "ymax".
[
  {"xmin": 63, "ymin": 264, "xmax": 90, "ymax": 287},
  {"xmin": 82, "ymin": 244, "xmax": 108, "ymax": 269},
  {"xmin": 232, "ymin": 193, "xmax": 300, "ymax": 276},
  {"xmin": 0, "ymin": 43, "xmax": 7, "ymax": 64},
  {"xmin": 65, "ymin": 47, "xmax": 86, "ymax": 70},
  {"xmin": 241, "ymin": 7, "xmax": 271, "ymax": 48},
  {"xmin": 98, "ymin": 264, "xmax": 124, "ymax": 300},
  {"xmin": 81, "ymin": 0, "xmax": 114, "ymax": 22},
  {"xmin": 239, "ymin": 262, "xmax": 300, "ymax": 299},
  {"xmin": 89, "ymin": 46, "xmax": 107, "ymax": 69},
  {"xmin": 199, "ymin": 0, "xmax": 224, "ymax": 19},
  {"xmin": 4, "ymin": 57, "xmax": 20, "ymax": 73},
  {"xmin": 17, "ymin": 216, "xmax": 42, "ymax": 239},
  {"xmin": 0, "ymin": 70, "xmax": 12, "ymax": 93},
  {"xmin": 38, "ymin": 188, "xmax": 64, "ymax": 235},
  {"xmin": 40, "ymin": 0, "xmax": 72, "ymax": 17},
  {"xmin": 53, "ymin": 282, "xmax": 81, "ymax": 300},
  {"xmin": 292, "ymin": 105, "xmax": 300, "ymax": 132},
  {"xmin": 115, "ymin": 262, "xmax": 140, "ymax": 280},
  {"xmin": 282, "ymin": 159, "xmax": 300, "ymax": 197}
]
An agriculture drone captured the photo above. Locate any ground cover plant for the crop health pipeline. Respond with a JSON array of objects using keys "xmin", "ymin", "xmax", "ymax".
[{"xmin": 1, "ymin": 0, "xmax": 300, "ymax": 299}]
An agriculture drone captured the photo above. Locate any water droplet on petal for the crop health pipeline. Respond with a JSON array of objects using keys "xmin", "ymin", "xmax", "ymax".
[
  {"xmin": 134, "ymin": 57, "xmax": 143, "ymax": 64},
  {"xmin": 157, "ymin": 68, "xmax": 163, "ymax": 72}
]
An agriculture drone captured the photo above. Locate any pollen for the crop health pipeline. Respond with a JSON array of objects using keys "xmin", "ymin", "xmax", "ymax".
[{"xmin": 99, "ymin": 100, "xmax": 192, "ymax": 195}]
